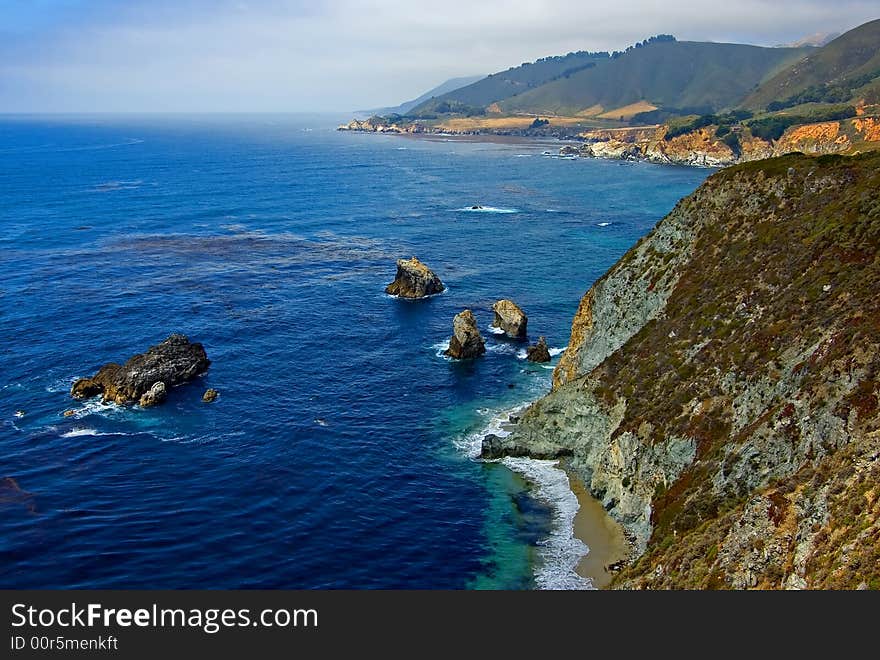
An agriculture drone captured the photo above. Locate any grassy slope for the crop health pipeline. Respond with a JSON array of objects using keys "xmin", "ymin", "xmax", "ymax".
[
  {"xmin": 745, "ymin": 19, "xmax": 880, "ymax": 110},
  {"xmin": 409, "ymin": 52, "xmax": 609, "ymax": 114},
  {"xmin": 499, "ymin": 41, "xmax": 811, "ymax": 116}
]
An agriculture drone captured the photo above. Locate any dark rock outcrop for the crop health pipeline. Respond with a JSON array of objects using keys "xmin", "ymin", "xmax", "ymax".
[
  {"xmin": 202, "ymin": 388, "xmax": 219, "ymax": 403},
  {"xmin": 492, "ymin": 299, "xmax": 528, "ymax": 339},
  {"xmin": 444, "ymin": 310, "xmax": 486, "ymax": 359},
  {"xmin": 71, "ymin": 334, "xmax": 210, "ymax": 406},
  {"xmin": 526, "ymin": 336, "xmax": 551, "ymax": 362},
  {"xmin": 385, "ymin": 257, "xmax": 445, "ymax": 298},
  {"xmin": 482, "ymin": 433, "xmax": 571, "ymax": 459}
]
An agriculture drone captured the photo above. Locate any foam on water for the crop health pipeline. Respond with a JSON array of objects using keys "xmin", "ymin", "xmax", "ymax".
[
  {"xmin": 502, "ymin": 456, "xmax": 593, "ymax": 590},
  {"xmin": 432, "ymin": 340, "xmax": 451, "ymax": 359},
  {"xmin": 456, "ymin": 206, "xmax": 519, "ymax": 214},
  {"xmin": 597, "ymin": 222, "xmax": 612, "ymax": 227},
  {"xmin": 485, "ymin": 342, "xmax": 518, "ymax": 355},
  {"xmin": 61, "ymin": 428, "xmax": 116, "ymax": 438},
  {"xmin": 457, "ymin": 405, "xmax": 593, "ymax": 590}
]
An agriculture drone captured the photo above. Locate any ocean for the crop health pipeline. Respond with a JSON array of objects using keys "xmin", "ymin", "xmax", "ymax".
[{"xmin": 0, "ymin": 114, "xmax": 708, "ymax": 589}]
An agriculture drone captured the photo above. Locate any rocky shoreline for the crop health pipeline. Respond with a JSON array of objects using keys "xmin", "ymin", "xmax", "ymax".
[{"xmin": 340, "ymin": 114, "xmax": 880, "ymax": 169}]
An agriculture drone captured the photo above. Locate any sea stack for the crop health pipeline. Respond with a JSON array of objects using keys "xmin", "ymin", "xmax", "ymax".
[
  {"xmin": 71, "ymin": 334, "xmax": 210, "ymax": 406},
  {"xmin": 385, "ymin": 257, "xmax": 445, "ymax": 299},
  {"xmin": 492, "ymin": 299, "xmax": 528, "ymax": 339},
  {"xmin": 526, "ymin": 336, "xmax": 551, "ymax": 363},
  {"xmin": 444, "ymin": 310, "xmax": 486, "ymax": 359}
]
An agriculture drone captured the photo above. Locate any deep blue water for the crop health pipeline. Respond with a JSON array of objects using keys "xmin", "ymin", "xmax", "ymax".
[{"xmin": 0, "ymin": 115, "xmax": 708, "ymax": 589}]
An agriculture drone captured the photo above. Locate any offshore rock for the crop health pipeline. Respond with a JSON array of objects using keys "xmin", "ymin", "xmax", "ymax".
[
  {"xmin": 385, "ymin": 257, "xmax": 445, "ymax": 299},
  {"xmin": 492, "ymin": 299, "xmax": 528, "ymax": 339},
  {"xmin": 444, "ymin": 310, "xmax": 486, "ymax": 359},
  {"xmin": 71, "ymin": 334, "xmax": 210, "ymax": 406},
  {"xmin": 526, "ymin": 336, "xmax": 551, "ymax": 363},
  {"xmin": 202, "ymin": 388, "xmax": 219, "ymax": 403}
]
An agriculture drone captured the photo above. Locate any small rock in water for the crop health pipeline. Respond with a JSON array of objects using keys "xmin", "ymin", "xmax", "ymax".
[
  {"xmin": 508, "ymin": 383, "xmax": 516, "ymax": 389},
  {"xmin": 314, "ymin": 418, "xmax": 328, "ymax": 427},
  {"xmin": 444, "ymin": 310, "xmax": 486, "ymax": 359},
  {"xmin": 139, "ymin": 381, "xmax": 167, "ymax": 407},
  {"xmin": 202, "ymin": 388, "xmax": 219, "ymax": 403},
  {"xmin": 62, "ymin": 410, "xmax": 76, "ymax": 417},
  {"xmin": 14, "ymin": 410, "xmax": 25, "ymax": 418},
  {"xmin": 71, "ymin": 334, "xmax": 210, "ymax": 406},
  {"xmin": 526, "ymin": 336, "xmax": 552, "ymax": 363},
  {"xmin": 384, "ymin": 257, "xmax": 445, "ymax": 299},
  {"xmin": 492, "ymin": 299, "xmax": 528, "ymax": 339}
]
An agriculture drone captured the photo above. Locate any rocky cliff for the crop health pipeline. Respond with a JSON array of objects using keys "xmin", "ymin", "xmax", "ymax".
[
  {"xmin": 577, "ymin": 114, "xmax": 880, "ymax": 167},
  {"xmin": 485, "ymin": 152, "xmax": 880, "ymax": 589}
]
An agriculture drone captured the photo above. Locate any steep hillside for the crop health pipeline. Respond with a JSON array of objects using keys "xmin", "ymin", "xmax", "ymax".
[
  {"xmin": 500, "ymin": 41, "xmax": 812, "ymax": 117},
  {"xmin": 409, "ymin": 50, "xmax": 610, "ymax": 115},
  {"xmin": 484, "ymin": 152, "xmax": 880, "ymax": 589},
  {"xmin": 745, "ymin": 19, "xmax": 880, "ymax": 111}
]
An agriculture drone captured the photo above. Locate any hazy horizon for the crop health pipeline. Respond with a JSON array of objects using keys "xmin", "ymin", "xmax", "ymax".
[{"xmin": 1, "ymin": 1, "xmax": 878, "ymax": 113}]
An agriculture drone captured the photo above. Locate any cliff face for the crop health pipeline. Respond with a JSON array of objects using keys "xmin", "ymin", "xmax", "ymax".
[
  {"xmin": 578, "ymin": 116, "xmax": 880, "ymax": 167},
  {"xmin": 489, "ymin": 152, "xmax": 880, "ymax": 589}
]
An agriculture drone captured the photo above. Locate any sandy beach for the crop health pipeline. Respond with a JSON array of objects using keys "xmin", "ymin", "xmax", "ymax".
[{"xmin": 565, "ymin": 466, "xmax": 631, "ymax": 589}]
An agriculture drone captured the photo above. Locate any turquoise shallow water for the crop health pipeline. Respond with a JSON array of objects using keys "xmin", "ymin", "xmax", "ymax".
[{"xmin": 0, "ymin": 114, "xmax": 708, "ymax": 588}]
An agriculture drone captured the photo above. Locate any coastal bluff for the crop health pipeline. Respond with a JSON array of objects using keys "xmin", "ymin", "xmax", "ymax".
[
  {"xmin": 484, "ymin": 152, "xmax": 880, "ymax": 589},
  {"xmin": 71, "ymin": 334, "xmax": 210, "ymax": 406}
]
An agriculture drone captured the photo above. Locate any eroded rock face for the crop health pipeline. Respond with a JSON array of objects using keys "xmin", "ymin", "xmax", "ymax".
[
  {"xmin": 492, "ymin": 299, "xmax": 528, "ymax": 339},
  {"xmin": 71, "ymin": 334, "xmax": 210, "ymax": 406},
  {"xmin": 444, "ymin": 310, "xmax": 486, "ymax": 359},
  {"xmin": 385, "ymin": 257, "xmax": 445, "ymax": 299},
  {"xmin": 526, "ymin": 336, "xmax": 551, "ymax": 363}
]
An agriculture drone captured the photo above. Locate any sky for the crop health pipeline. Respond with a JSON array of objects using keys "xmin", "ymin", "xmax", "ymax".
[{"xmin": 0, "ymin": 0, "xmax": 877, "ymax": 113}]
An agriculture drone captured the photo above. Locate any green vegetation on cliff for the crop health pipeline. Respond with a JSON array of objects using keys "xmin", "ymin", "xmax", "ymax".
[{"xmin": 489, "ymin": 151, "xmax": 880, "ymax": 589}]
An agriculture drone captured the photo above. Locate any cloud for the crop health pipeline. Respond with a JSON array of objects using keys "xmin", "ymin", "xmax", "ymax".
[{"xmin": 0, "ymin": 0, "xmax": 877, "ymax": 112}]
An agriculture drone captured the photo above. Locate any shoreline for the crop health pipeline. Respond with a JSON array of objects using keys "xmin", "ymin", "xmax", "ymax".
[
  {"xmin": 564, "ymin": 464, "xmax": 631, "ymax": 589},
  {"xmin": 470, "ymin": 399, "xmax": 629, "ymax": 590}
]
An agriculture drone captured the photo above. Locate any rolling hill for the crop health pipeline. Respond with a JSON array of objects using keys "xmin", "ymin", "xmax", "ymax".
[
  {"xmin": 409, "ymin": 50, "xmax": 611, "ymax": 115},
  {"xmin": 500, "ymin": 40, "xmax": 813, "ymax": 117},
  {"xmin": 745, "ymin": 19, "xmax": 880, "ymax": 110}
]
